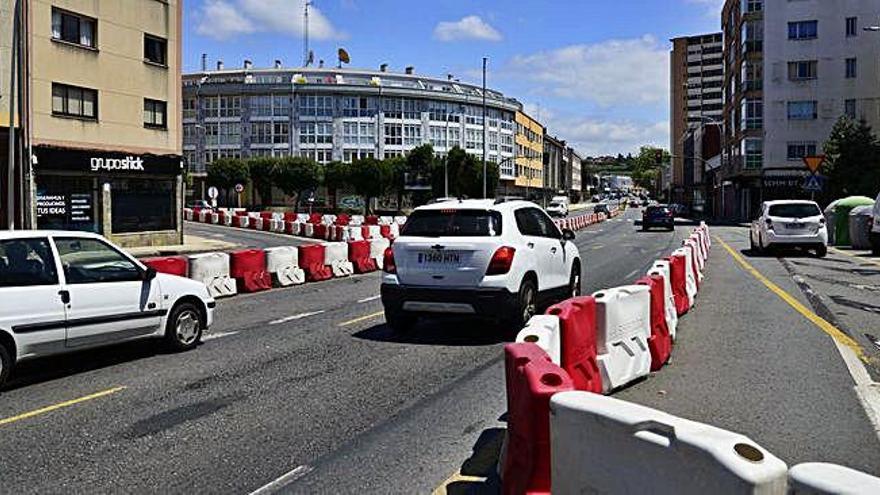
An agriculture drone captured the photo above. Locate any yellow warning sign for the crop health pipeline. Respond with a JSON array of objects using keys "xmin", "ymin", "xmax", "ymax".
[{"xmin": 803, "ymin": 155, "xmax": 825, "ymax": 173}]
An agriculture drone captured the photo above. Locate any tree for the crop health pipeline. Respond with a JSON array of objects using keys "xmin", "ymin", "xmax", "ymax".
[
  {"xmin": 275, "ymin": 157, "xmax": 323, "ymax": 211},
  {"xmin": 631, "ymin": 145, "xmax": 669, "ymax": 194},
  {"xmin": 823, "ymin": 116, "xmax": 880, "ymax": 199},
  {"xmin": 323, "ymin": 161, "xmax": 350, "ymax": 210},
  {"xmin": 385, "ymin": 155, "xmax": 408, "ymax": 210},
  {"xmin": 405, "ymin": 144, "xmax": 436, "ymax": 207},
  {"xmin": 431, "ymin": 146, "xmax": 498, "ymax": 199},
  {"xmin": 348, "ymin": 157, "xmax": 390, "ymax": 214},
  {"xmin": 247, "ymin": 156, "xmax": 280, "ymax": 207},
  {"xmin": 207, "ymin": 158, "xmax": 249, "ymax": 205}
]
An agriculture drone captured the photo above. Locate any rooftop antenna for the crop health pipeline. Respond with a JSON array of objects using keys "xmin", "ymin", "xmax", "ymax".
[
  {"xmin": 303, "ymin": 1, "xmax": 312, "ymax": 67},
  {"xmin": 201, "ymin": 53, "xmax": 207, "ymax": 72}
]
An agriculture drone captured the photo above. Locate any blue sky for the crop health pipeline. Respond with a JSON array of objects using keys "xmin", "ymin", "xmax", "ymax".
[{"xmin": 184, "ymin": 0, "xmax": 724, "ymax": 156}]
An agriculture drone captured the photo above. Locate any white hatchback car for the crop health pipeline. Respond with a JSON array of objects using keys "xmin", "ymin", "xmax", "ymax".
[
  {"xmin": 381, "ymin": 199, "xmax": 582, "ymax": 332},
  {"xmin": 750, "ymin": 200, "xmax": 828, "ymax": 256},
  {"xmin": 0, "ymin": 231, "xmax": 215, "ymax": 387}
]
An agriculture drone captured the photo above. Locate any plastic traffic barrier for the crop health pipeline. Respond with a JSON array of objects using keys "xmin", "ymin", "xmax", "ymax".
[
  {"xmin": 232, "ymin": 215, "xmax": 249, "ymax": 229},
  {"xmin": 635, "ymin": 275, "xmax": 672, "ymax": 371},
  {"xmin": 264, "ymin": 246, "xmax": 305, "ymax": 287},
  {"xmin": 361, "ymin": 225, "xmax": 381, "ymax": 240},
  {"xmin": 272, "ymin": 218, "xmax": 285, "ymax": 233},
  {"xmin": 142, "ymin": 256, "xmax": 188, "ymax": 277},
  {"xmin": 283, "ymin": 212, "xmax": 298, "ymax": 222},
  {"xmin": 346, "ymin": 225, "xmax": 364, "ymax": 241},
  {"xmin": 335, "ymin": 213, "xmax": 350, "ymax": 226},
  {"xmin": 369, "ymin": 237, "xmax": 390, "ymax": 268},
  {"xmin": 183, "ymin": 208, "xmax": 193, "ymax": 221},
  {"xmin": 788, "ymin": 463, "xmax": 880, "ymax": 494},
  {"xmin": 671, "ymin": 247, "xmax": 697, "ymax": 309},
  {"xmin": 364, "ymin": 215, "xmax": 379, "ymax": 225},
  {"xmin": 685, "ymin": 237, "xmax": 705, "ymax": 281},
  {"xmin": 549, "ymin": 391, "xmax": 788, "ymax": 495},
  {"xmin": 324, "ymin": 241, "xmax": 354, "ymax": 277},
  {"xmin": 545, "ymin": 296, "xmax": 603, "ymax": 394},
  {"xmin": 380, "ymin": 224, "xmax": 392, "ymax": 239},
  {"xmin": 229, "ymin": 249, "xmax": 272, "ymax": 293},
  {"xmin": 647, "ymin": 260, "xmax": 678, "ymax": 340},
  {"xmin": 313, "ymin": 223, "xmax": 328, "ymax": 240},
  {"xmin": 303, "ymin": 223, "xmax": 315, "ymax": 237},
  {"xmin": 666, "ymin": 253, "xmax": 690, "ymax": 316},
  {"xmin": 188, "ymin": 252, "xmax": 237, "ymax": 298},
  {"xmin": 198, "ymin": 210, "xmax": 210, "ymax": 223},
  {"xmin": 348, "ymin": 240, "xmax": 377, "ymax": 273},
  {"xmin": 389, "ymin": 223, "xmax": 401, "ymax": 239},
  {"xmin": 516, "ymin": 315, "xmax": 562, "ymax": 364},
  {"xmin": 298, "ymin": 244, "xmax": 333, "ymax": 282},
  {"xmin": 503, "ymin": 343, "xmax": 575, "ymax": 495},
  {"xmin": 592, "ymin": 285, "xmax": 651, "ymax": 393},
  {"xmin": 379, "ymin": 215, "xmax": 393, "ymax": 225},
  {"xmin": 350, "ymin": 215, "xmax": 365, "ymax": 226}
]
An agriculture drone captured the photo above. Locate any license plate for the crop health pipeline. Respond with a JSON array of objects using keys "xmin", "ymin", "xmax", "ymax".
[
  {"xmin": 785, "ymin": 223, "xmax": 803, "ymax": 229},
  {"xmin": 417, "ymin": 250, "xmax": 462, "ymax": 266}
]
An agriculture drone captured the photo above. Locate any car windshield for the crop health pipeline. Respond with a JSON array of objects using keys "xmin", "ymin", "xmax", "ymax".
[
  {"xmin": 647, "ymin": 206, "xmax": 669, "ymax": 215},
  {"xmin": 549, "ymin": 203, "xmax": 562, "ymax": 208},
  {"xmin": 401, "ymin": 209, "xmax": 503, "ymax": 237},
  {"xmin": 768, "ymin": 203, "xmax": 821, "ymax": 218}
]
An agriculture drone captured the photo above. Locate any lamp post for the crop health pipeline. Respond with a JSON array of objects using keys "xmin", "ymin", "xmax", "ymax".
[{"xmin": 481, "ymin": 56, "xmax": 488, "ymax": 198}]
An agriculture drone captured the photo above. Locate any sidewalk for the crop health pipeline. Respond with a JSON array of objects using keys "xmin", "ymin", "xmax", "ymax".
[{"xmin": 127, "ymin": 234, "xmax": 239, "ymax": 258}]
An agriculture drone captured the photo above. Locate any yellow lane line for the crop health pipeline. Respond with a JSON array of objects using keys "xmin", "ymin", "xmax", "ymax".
[
  {"xmin": 0, "ymin": 386, "xmax": 127, "ymax": 427},
  {"xmin": 432, "ymin": 471, "xmax": 487, "ymax": 495},
  {"xmin": 829, "ymin": 247, "xmax": 880, "ymax": 268},
  {"xmin": 592, "ymin": 245, "xmax": 604, "ymax": 250},
  {"xmin": 337, "ymin": 310, "xmax": 385, "ymax": 327},
  {"xmin": 715, "ymin": 236, "xmax": 868, "ymax": 363}
]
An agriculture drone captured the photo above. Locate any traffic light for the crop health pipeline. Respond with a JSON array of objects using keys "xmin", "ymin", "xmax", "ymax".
[{"xmin": 654, "ymin": 149, "xmax": 664, "ymax": 166}]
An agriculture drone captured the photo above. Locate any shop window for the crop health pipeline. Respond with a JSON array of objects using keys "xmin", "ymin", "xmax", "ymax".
[
  {"xmin": 144, "ymin": 99, "xmax": 167, "ymax": 129},
  {"xmin": 52, "ymin": 83, "xmax": 98, "ymax": 120},
  {"xmin": 144, "ymin": 35, "xmax": 167, "ymax": 66},
  {"xmin": 111, "ymin": 179, "xmax": 176, "ymax": 233},
  {"xmin": 51, "ymin": 8, "xmax": 96, "ymax": 48},
  {"xmin": 36, "ymin": 176, "xmax": 99, "ymax": 233}
]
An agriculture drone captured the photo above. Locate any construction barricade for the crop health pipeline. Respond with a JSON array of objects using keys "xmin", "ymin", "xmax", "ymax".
[
  {"xmin": 229, "ymin": 249, "xmax": 272, "ymax": 293},
  {"xmin": 183, "ymin": 208, "xmax": 193, "ymax": 221},
  {"xmin": 503, "ymin": 343, "xmax": 575, "ymax": 495},
  {"xmin": 348, "ymin": 240, "xmax": 377, "ymax": 273},
  {"xmin": 647, "ymin": 260, "xmax": 678, "ymax": 340},
  {"xmin": 549, "ymin": 391, "xmax": 788, "ymax": 495},
  {"xmin": 324, "ymin": 241, "xmax": 354, "ymax": 277},
  {"xmin": 303, "ymin": 223, "xmax": 315, "ymax": 238},
  {"xmin": 365, "ymin": 215, "xmax": 379, "ymax": 225},
  {"xmin": 666, "ymin": 252, "xmax": 691, "ymax": 316},
  {"xmin": 197, "ymin": 210, "xmax": 210, "ymax": 223},
  {"xmin": 264, "ymin": 246, "xmax": 305, "ymax": 287},
  {"xmin": 592, "ymin": 285, "xmax": 651, "ymax": 393},
  {"xmin": 350, "ymin": 215, "xmax": 364, "ymax": 226},
  {"xmin": 671, "ymin": 247, "xmax": 697, "ymax": 310},
  {"xmin": 298, "ymin": 244, "xmax": 333, "ymax": 282},
  {"xmin": 684, "ymin": 236, "xmax": 705, "ymax": 285},
  {"xmin": 635, "ymin": 275, "xmax": 672, "ymax": 371},
  {"xmin": 313, "ymin": 223, "xmax": 328, "ymax": 240},
  {"xmin": 544, "ymin": 296, "xmax": 603, "ymax": 393},
  {"xmin": 370, "ymin": 237, "xmax": 390, "ymax": 268},
  {"xmin": 516, "ymin": 315, "xmax": 562, "ymax": 364},
  {"xmin": 788, "ymin": 463, "xmax": 880, "ymax": 494},
  {"xmin": 188, "ymin": 252, "xmax": 237, "ymax": 298},
  {"xmin": 362, "ymin": 225, "xmax": 381, "ymax": 240},
  {"xmin": 232, "ymin": 215, "xmax": 250, "ymax": 229},
  {"xmin": 142, "ymin": 256, "xmax": 188, "ymax": 277}
]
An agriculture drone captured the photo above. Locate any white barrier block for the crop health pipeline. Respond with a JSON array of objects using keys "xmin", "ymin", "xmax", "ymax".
[
  {"xmin": 394, "ymin": 215, "xmax": 407, "ymax": 226},
  {"xmin": 323, "ymin": 242, "xmax": 353, "ymax": 277},
  {"xmin": 350, "ymin": 215, "xmax": 365, "ymax": 226},
  {"xmin": 290, "ymin": 221, "xmax": 302, "ymax": 236},
  {"xmin": 322, "ymin": 214, "xmax": 337, "ymax": 225},
  {"xmin": 347, "ymin": 226, "xmax": 363, "ymax": 241},
  {"xmin": 264, "ymin": 246, "xmax": 305, "ymax": 286},
  {"xmin": 183, "ymin": 208, "xmax": 193, "ymax": 221},
  {"xmin": 237, "ymin": 216, "xmax": 251, "ymax": 229},
  {"xmin": 592, "ymin": 285, "xmax": 651, "ymax": 393},
  {"xmin": 272, "ymin": 219, "xmax": 285, "ymax": 233},
  {"xmin": 365, "ymin": 225, "xmax": 381, "ymax": 240},
  {"xmin": 648, "ymin": 260, "xmax": 678, "ymax": 340},
  {"xmin": 685, "ymin": 238, "xmax": 705, "ymax": 283},
  {"xmin": 515, "ymin": 315, "xmax": 562, "ymax": 365},
  {"xmin": 208, "ymin": 213, "xmax": 218, "ymax": 224},
  {"xmin": 297, "ymin": 213, "xmax": 310, "ymax": 223},
  {"xmin": 788, "ymin": 463, "xmax": 880, "ymax": 494},
  {"xmin": 673, "ymin": 247, "xmax": 697, "ymax": 308},
  {"xmin": 379, "ymin": 215, "xmax": 393, "ymax": 225},
  {"xmin": 370, "ymin": 237, "xmax": 390, "ymax": 268},
  {"xmin": 222, "ymin": 213, "xmax": 232, "ymax": 226},
  {"xmin": 389, "ymin": 223, "xmax": 401, "ymax": 239},
  {"xmin": 688, "ymin": 235, "xmax": 706, "ymax": 269},
  {"xmin": 550, "ymin": 391, "xmax": 789, "ymax": 495},
  {"xmin": 304, "ymin": 223, "xmax": 315, "ymax": 237},
  {"xmin": 188, "ymin": 252, "xmax": 237, "ymax": 298},
  {"xmin": 254, "ymin": 217, "xmax": 266, "ymax": 231},
  {"xmin": 198, "ymin": 210, "xmax": 210, "ymax": 222}
]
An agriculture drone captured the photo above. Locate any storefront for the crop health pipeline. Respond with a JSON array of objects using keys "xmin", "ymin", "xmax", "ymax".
[{"xmin": 32, "ymin": 146, "xmax": 184, "ymax": 248}]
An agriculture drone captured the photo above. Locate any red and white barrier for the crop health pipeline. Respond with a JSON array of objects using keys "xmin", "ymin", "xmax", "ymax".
[
  {"xmin": 348, "ymin": 240, "xmax": 377, "ymax": 273},
  {"xmin": 142, "ymin": 256, "xmax": 188, "ymax": 277},
  {"xmin": 265, "ymin": 246, "xmax": 305, "ymax": 287},
  {"xmin": 229, "ymin": 249, "xmax": 272, "ymax": 293},
  {"xmin": 635, "ymin": 275, "xmax": 672, "ymax": 371},
  {"xmin": 324, "ymin": 241, "xmax": 354, "ymax": 277},
  {"xmin": 370, "ymin": 237, "xmax": 390, "ymax": 268},
  {"xmin": 647, "ymin": 260, "xmax": 678, "ymax": 340},
  {"xmin": 298, "ymin": 244, "xmax": 333, "ymax": 282},
  {"xmin": 544, "ymin": 296, "xmax": 603, "ymax": 394},
  {"xmin": 671, "ymin": 247, "xmax": 697, "ymax": 309},
  {"xmin": 188, "ymin": 252, "xmax": 237, "ymax": 298},
  {"xmin": 592, "ymin": 285, "xmax": 651, "ymax": 393},
  {"xmin": 516, "ymin": 315, "xmax": 563, "ymax": 364},
  {"xmin": 183, "ymin": 208, "xmax": 194, "ymax": 221}
]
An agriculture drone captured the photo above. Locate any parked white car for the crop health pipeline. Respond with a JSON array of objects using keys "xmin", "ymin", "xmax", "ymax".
[
  {"xmin": 546, "ymin": 201, "xmax": 569, "ymax": 217},
  {"xmin": 0, "ymin": 231, "xmax": 215, "ymax": 388},
  {"xmin": 871, "ymin": 191, "xmax": 880, "ymax": 255},
  {"xmin": 380, "ymin": 199, "xmax": 582, "ymax": 332},
  {"xmin": 750, "ymin": 200, "xmax": 828, "ymax": 257}
]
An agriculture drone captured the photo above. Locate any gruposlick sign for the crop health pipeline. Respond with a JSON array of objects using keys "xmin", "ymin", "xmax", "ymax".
[{"xmin": 35, "ymin": 146, "xmax": 182, "ymax": 176}]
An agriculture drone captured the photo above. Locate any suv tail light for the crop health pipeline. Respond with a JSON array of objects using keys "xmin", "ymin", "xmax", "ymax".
[
  {"xmin": 486, "ymin": 246, "xmax": 516, "ymax": 276},
  {"xmin": 383, "ymin": 247, "xmax": 396, "ymax": 274}
]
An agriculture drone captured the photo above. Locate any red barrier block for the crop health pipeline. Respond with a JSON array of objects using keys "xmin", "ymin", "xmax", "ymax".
[
  {"xmin": 248, "ymin": 216, "xmax": 258, "ymax": 230},
  {"xmin": 348, "ymin": 240, "xmax": 377, "ymax": 273},
  {"xmin": 545, "ymin": 296, "xmax": 603, "ymax": 394},
  {"xmin": 635, "ymin": 275, "xmax": 672, "ymax": 371},
  {"xmin": 503, "ymin": 343, "xmax": 575, "ymax": 495},
  {"xmin": 232, "ymin": 215, "xmax": 246, "ymax": 228},
  {"xmin": 380, "ymin": 224, "xmax": 392, "ymax": 239},
  {"xmin": 235, "ymin": 210, "xmax": 248, "ymax": 216},
  {"xmin": 308, "ymin": 213, "xmax": 322, "ymax": 224},
  {"xmin": 361, "ymin": 225, "xmax": 371, "ymax": 239},
  {"xmin": 217, "ymin": 210, "xmax": 228, "ymax": 225},
  {"xmin": 667, "ymin": 254, "xmax": 690, "ymax": 316},
  {"xmin": 364, "ymin": 215, "xmax": 379, "ymax": 225},
  {"xmin": 298, "ymin": 244, "xmax": 333, "ymax": 281},
  {"xmin": 229, "ymin": 249, "xmax": 272, "ymax": 293},
  {"xmin": 312, "ymin": 223, "xmax": 327, "ymax": 239},
  {"xmin": 335, "ymin": 213, "xmax": 351, "ymax": 226},
  {"xmin": 285, "ymin": 221, "xmax": 296, "ymax": 235},
  {"xmin": 260, "ymin": 211, "xmax": 273, "ymax": 220},
  {"xmin": 283, "ymin": 212, "xmax": 297, "ymax": 222},
  {"xmin": 142, "ymin": 256, "xmax": 188, "ymax": 277}
]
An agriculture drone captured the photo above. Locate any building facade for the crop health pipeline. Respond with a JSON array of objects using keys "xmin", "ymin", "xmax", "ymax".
[
  {"xmin": 568, "ymin": 147, "xmax": 582, "ymax": 202},
  {"xmin": 512, "ymin": 110, "xmax": 544, "ymax": 198},
  {"xmin": 543, "ymin": 134, "xmax": 565, "ymax": 196}
]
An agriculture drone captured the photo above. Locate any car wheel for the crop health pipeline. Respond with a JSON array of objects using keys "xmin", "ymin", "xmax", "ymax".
[
  {"xmin": 0, "ymin": 343, "xmax": 11, "ymax": 390},
  {"xmin": 749, "ymin": 232, "xmax": 757, "ymax": 252},
  {"xmin": 165, "ymin": 301, "xmax": 203, "ymax": 351},
  {"xmin": 508, "ymin": 278, "xmax": 538, "ymax": 330},
  {"xmin": 385, "ymin": 308, "xmax": 416, "ymax": 334},
  {"xmin": 815, "ymin": 245, "xmax": 828, "ymax": 258},
  {"xmin": 569, "ymin": 265, "xmax": 582, "ymax": 299}
]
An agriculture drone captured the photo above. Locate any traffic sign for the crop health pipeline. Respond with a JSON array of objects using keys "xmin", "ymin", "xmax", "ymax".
[
  {"xmin": 802, "ymin": 174, "xmax": 824, "ymax": 192},
  {"xmin": 207, "ymin": 186, "xmax": 218, "ymax": 199},
  {"xmin": 802, "ymin": 155, "xmax": 825, "ymax": 174},
  {"xmin": 234, "ymin": 183, "xmax": 244, "ymax": 193}
]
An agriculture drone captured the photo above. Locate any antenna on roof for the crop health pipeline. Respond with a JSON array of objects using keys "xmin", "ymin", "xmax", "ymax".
[{"xmin": 303, "ymin": 1, "xmax": 312, "ymax": 66}]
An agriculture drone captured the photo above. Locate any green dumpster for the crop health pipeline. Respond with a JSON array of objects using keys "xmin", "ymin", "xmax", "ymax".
[{"xmin": 824, "ymin": 196, "xmax": 875, "ymax": 246}]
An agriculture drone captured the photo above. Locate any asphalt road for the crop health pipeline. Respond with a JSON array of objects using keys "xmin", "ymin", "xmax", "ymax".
[
  {"xmin": 2, "ymin": 210, "xmax": 877, "ymax": 493},
  {"xmin": 184, "ymin": 221, "xmax": 312, "ymax": 249}
]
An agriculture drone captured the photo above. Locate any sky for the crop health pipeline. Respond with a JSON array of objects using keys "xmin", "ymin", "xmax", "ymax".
[{"xmin": 183, "ymin": 0, "xmax": 725, "ymax": 157}]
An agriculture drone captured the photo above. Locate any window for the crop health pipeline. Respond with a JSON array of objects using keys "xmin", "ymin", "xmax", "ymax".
[
  {"xmin": 51, "ymin": 8, "xmax": 96, "ymax": 48},
  {"xmin": 403, "ymin": 124, "xmax": 422, "ymax": 146},
  {"xmin": 250, "ymin": 96, "xmax": 272, "ymax": 117},
  {"xmin": 768, "ymin": 203, "xmax": 821, "ymax": 218},
  {"xmin": 251, "ymin": 122, "xmax": 273, "ymax": 144},
  {"xmin": 787, "ymin": 101, "xmax": 817, "ymax": 120},
  {"xmin": 788, "ymin": 21, "xmax": 818, "ymax": 40},
  {"xmin": 52, "ymin": 83, "xmax": 97, "ymax": 120},
  {"xmin": 384, "ymin": 123, "xmax": 402, "ymax": 146},
  {"xmin": 515, "ymin": 208, "xmax": 560, "ymax": 239},
  {"xmin": 846, "ymin": 17, "xmax": 857, "ymax": 37},
  {"xmin": 846, "ymin": 58, "xmax": 857, "ymax": 78},
  {"xmin": 786, "ymin": 142, "xmax": 817, "ymax": 161},
  {"xmin": 182, "ymin": 98, "xmax": 198, "ymax": 120},
  {"xmin": 143, "ymin": 35, "xmax": 167, "ymax": 66},
  {"xmin": 110, "ymin": 179, "xmax": 176, "ymax": 233},
  {"xmin": 743, "ymin": 138, "xmax": 763, "ymax": 169},
  {"xmin": 0, "ymin": 239, "xmax": 58, "ymax": 287},
  {"xmin": 845, "ymin": 99, "xmax": 856, "ymax": 119},
  {"xmin": 742, "ymin": 98, "xmax": 762, "ymax": 130},
  {"xmin": 55, "ymin": 238, "xmax": 141, "ymax": 284},
  {"xmin": 143, "ymin": 99, "xmax": 167, "ymax": 129},
  {"xmin": 299, "ymin": 95, "xmax": 333, "ymax": 117},
  {"xmin": 273, "ymin": 122, "xmax": 289, "ymax": 144},
  {"xmin": 403, "ymin": 210, "xmax": 502, "ymax": 237},
  {"xmin": 742, "ymin": 0, "xmax": 762, "ymax": 13},
  {"xmin": 787, "ymin": 61, "xmax": 817, "ymax": 80}
]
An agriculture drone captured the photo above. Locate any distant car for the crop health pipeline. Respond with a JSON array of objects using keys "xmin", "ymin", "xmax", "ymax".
[
  {"xmin": 186, "ymin": 200, "xmax": 213, "ymax": 210},
  {"xmin": 871, "ymin": 191, "xmax": 880, "ymax": 255},
  {"xmin": 641, "ymin": 198, "xmax": 650, "ymax": 207},
  {"xmin": 750, "ymin": 200, "xmax": 828, "ymax": 257},
  {"xmin": 641, "ymin": 205, "xmax": 675, "ymax": 231},
  {"xmin": 546, "ymin": 201, "xmax": 569, "ymax": 217},
  {"xmin": 429, "ymin": 197, "xmax": 458, "ymax": 204},
  {"xmin": 593, "ymin": 203, "xmax": 611, "ymax": 215},
  {"xmin": 591, "ymin": 195, "xmax": 602, "ymax": 203},
  {"xmin": 0, "ymin": 231, "xmax": 215, "ymax": 388}
]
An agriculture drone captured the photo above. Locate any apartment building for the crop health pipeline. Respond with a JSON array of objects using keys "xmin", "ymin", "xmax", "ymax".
[
  {"xmin": 512, "ymin": 110, "xmax": 544, "ymax": 198},
  {"xmin": 543, "ymin": 134, "xmax": 565, "ymax": 195},
  {"xmin": 568, "ymin": 147, "xmax": 582, "ymax": 202}
]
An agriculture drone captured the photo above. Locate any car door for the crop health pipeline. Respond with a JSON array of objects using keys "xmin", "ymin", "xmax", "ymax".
[
  {"xmin": 53, "ymin": 236, "xmax": 163, "ymax": 348},
  {"xmin": 0, "ymin": 237, "xmax": 68, "ymax": 357},
  {"xmin": 530, "ymin": 208, "xmax": 570, "ymax": 289},
  {"xmin": 514, "ymin": 207, "xmax": 566, "ymax": 291}
]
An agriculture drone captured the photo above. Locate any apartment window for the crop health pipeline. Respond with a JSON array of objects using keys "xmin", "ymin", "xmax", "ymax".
[
  {"xmin": 742, "ymin": 98, "xmax": 763, "ymax": 130},
  {"xmin": 744, "ymin": 138, "xmax": 763, "ymax": 170},
  {"xmin": 845, "ymin": 99, "xmax": 856, "ymax": 119},
  {"xmin": 250, "ymin": 96, "xmax": 272, "ymax": 117},
  {"xmin": 51, "ymin": 8, "xmax": 96, "ymax": 48},
  {"xmin": 144, "ymin": 35, "xmax": 167, "ymax": 66},
  {"xmin": 52, "ymin": 83, "xmax": 97, "ymax": 120},
  {"xmin": 846, "ymin": 58, "xmax": 857, "ymax": 78},
  {"xmin": 273, "ymin": 96, "xmax": 291, "ymax": 117},
  {"xmin": 182, "ymin": 98, "xmax": 198, "ymax": 120},
  {"xmin": 787, "ymin": 101, "xmax": 818, "ymax": 120},
  {"xmin": 300, "ymin": 122, "xmax": 332, "ymax": 145},
  {"xmin": 788, "ymin": 21, "xmax": 818, "ymax": 40},
  {"xmin": 299, "ymin": 95, "xmax": 333, "ymax": 117},
  {"xmin": 273, "ymin": 122, "xmax": 289, "ymax": 144},
  {"xmin": 786, "ymin": 142, "xmax": 817, "ymax": 161},
  {"xmin": 787, "ymin": 61, "xmax": 817, "ymax": 81},
  {"xmin": 403, "ymin": 124, "xmax": 422, "ymax": 146},
  {"xmin": 742, "ymin": 0, "xmax": 762, "ymax": 13},
  {"xmin": 384, "ymin": 123, "xmax": 402, "ymax": 145},
  {"xmin": 846, "ymin": 17, "xmax": 857, "ymax": 37},
  {"xmin": 143, "ymin": 99, "xmax": 167, "ymax": 129}
]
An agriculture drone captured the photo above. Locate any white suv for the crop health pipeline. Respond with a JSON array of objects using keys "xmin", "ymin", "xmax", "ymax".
[
  {"xmin": 0, "ymin": 231, "xmax": 215, "ymax": 388},
  {"xmin": 381, "ymin": 200, "xmax": 582, "ymax": 332},
  {"xmin": 750, "ymin": 200, "xmax": 828, "ymax": 257}
]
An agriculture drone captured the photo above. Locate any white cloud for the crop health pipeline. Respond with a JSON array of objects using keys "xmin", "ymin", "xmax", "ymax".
[
  {"xmin": 196, "ymin": 0, "xmax": 345, "ymax": 41},
  {"xmin": 433, "ymin": 15, "xmax": 502, "ymax": 42},
  {"xmin": 507, "ymin": 35, "xmax": 669, "ymax": 107},
  {"xmin": 685, "ymin": 0, "xmax": 725, "ymax": 17}
]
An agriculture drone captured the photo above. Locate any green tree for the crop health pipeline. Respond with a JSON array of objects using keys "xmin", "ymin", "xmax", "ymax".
[
  {"xmin": 323, "ymin": 161, "xmax": 351, "ymax": 210},
  {"xmin": 431, "ymin": 146, "xmax": 498, "ymax": 199},
  {"xmin": 631, "ymin": 146, "xmax": 669, "ymax": 194},
  {"xmin": 207, "ymin": 158, "xmax": 249, "ymax": 205},
  {"xmin": 385, "ymin": 155, "xmax": 409, "ymax": 210},
  {"xmin": 247, "ymin": 156, "xmax": 280, "ymax": 207},
  {"xmin": 348, "ymin": 157, "xmax": 391, "ymax": 214},
  {"xmin": 823, "ymin": 116, "xmax": 880, "ymax": 199},
  {"xmin": 405, "ymin": 144, "xmax": 436, "ymax": 207},
  {"xmin": 275, "ymin": 157, "xmax": 323, "ymax": 211}
]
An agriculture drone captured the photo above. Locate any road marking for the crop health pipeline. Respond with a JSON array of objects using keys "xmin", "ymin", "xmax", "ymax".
[
  {"xmin": 625, "ymin": 269, "xmax": 639, "ymax": 280},
  {"xmin": 0, "ymin": 386, "xmax": 126, "ymax": 427},
  {"xmin": 830, "ymin": 247, "xmax": 880, "ymax": 268},
  {"xmin": 592, "ymin": 245, "xmax": 604, "ymax": 250},
  {"xmin": 248, "ymin": 465, "xmax": 313, "ymax": 495},
  {"xmin": 269, "ymin": 311, "xmax": 325, "ymax": 325},
  {"xmin": 357, "ymin": 295, "xmax": 381, "ymax": 303},
  {"xmin": 338, "ymin": 310, "xmax": 385, "ymax": 327},
  {"xmin": 432, "ymin": 471, "xmax": 488, "ymax": 495},
  {"xmin": 202, "ymin": 331, "xmax": 239, "ymax": 341}
]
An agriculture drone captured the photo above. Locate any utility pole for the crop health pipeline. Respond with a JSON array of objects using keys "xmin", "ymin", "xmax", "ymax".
[
  {"xmin": 7, "ymin": 0, "xmax": 21, "ymax": 230},
  {"xmin": 481, "ymin": 57, "xmax": 487, "ymax": 198},
  {"xmin": 303, "ymin": 1, "xmax": 312, "ymax": 66}
]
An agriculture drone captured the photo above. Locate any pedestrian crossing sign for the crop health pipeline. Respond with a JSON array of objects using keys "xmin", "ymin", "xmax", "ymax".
[{"xmin": 802, "ymin": 174, "xmax": 824, "ymax": 192}]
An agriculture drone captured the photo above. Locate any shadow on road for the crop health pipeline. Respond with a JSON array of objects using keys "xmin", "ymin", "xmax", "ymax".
[
  {"xmin": 444, "ymin": 427, "xmax": 505, "ymax": 495},
  {"xmin": 739, "ymin": 247, "xmax": 824, "ymax": 259},
  {"xmin": 352, "ymin": 318, "xmax": 509, "ymax": 347}
]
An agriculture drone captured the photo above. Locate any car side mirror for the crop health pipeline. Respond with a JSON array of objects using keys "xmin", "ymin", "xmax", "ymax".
[
  {"xmin": 142, "ymin": 266, "xmax": 157, "ymax": 281},
  {"xmin": 562, "ymin": 229, "xmax": 576, "ymax": 241}
]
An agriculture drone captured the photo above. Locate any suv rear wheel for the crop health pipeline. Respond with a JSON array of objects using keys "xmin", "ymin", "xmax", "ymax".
[
  {"xmin": 0, "ymin": 343, "xmax": 11, "ymax": 390},
  {"xmin": 504, "ymin": 278, "xmax": 537, "ymax": 332}
]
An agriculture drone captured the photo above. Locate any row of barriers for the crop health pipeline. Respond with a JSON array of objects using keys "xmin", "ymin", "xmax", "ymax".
[
  {"xmin": 552, "ymin": 207, "xmax": 620, "ymax": 233},
  {"xmin": 500, "ymin": 222, "xmax": 880, "ymax": 494},
  {"xmin": 141, "ymin": 238, "xmax": 389, "ymax": 298}
]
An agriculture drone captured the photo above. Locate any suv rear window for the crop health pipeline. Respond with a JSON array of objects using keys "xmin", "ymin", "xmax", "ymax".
[
  {"xmin": 402, "ymin": 209, "xmax": 502, "ymax": 237},
  {"xmin": 646, "ymin": 206, "xmax": 669, "ymax": 214},
  {"xmin": 768, "ymin": 203, "xmax": 821, "ymax": 218}
]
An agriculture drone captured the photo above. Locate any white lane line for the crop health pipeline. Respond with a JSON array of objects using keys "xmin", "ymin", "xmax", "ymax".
[
  {"xmin": 249, "ymin": 465, "xmax": 313, "ymax": 495},
  {"xmin": 830, "ymin": 336, "xmax": 880, "ymax": 438},
  {"xmin": 357, "ymin": 295, "xmax": 381, "ymax": 303},
  {"xmin": 202, "ymin": 331, "xmax": 239, "ymax": 341},
  {"xmin": 269, "ymin": 311, "xmax": 325, "ymax": 325},
  {"xmin": 625, "ymin": 269, "xmax": 639, "ymax": 280}
]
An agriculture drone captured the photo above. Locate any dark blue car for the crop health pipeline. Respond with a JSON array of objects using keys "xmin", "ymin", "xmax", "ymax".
[{"xmin": 642, "ymin": 204, "xmax": 674, "ymax": 231}]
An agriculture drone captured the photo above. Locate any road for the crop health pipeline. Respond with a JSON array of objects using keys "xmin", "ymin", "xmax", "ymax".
[
  {"xmin": 184, "ymin": 221, "xmax": 312, "ymax": 249},
  {"xmin": 1, "ymin": 209, "xmax": 878, "ymax": 493}
]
